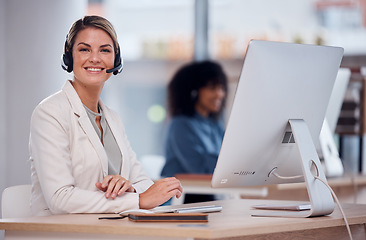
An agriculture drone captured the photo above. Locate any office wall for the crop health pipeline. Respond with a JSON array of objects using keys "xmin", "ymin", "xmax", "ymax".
[
  {"xmin": 0, "ymin": 0, "xmax": 87, "ymax": 224},
  {"xmin": 0, "ymin": 5, "xmax": 5, "ymax": 240},
  {"xmin": 0, "ymin": 0, "xmax": 6, "ymax": 206}
]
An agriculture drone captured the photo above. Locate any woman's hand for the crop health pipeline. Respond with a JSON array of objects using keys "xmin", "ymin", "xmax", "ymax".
[
  {"xmin": 95, "ymin": 175, "xmax": 135, "ymax": 199},
  {"xmin": 139, "ymin": 177, "xmax": 183, "ymax": 209}
]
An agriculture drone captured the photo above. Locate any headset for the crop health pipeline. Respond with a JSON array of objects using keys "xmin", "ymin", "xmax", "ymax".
[
  {"xmin": 61, "ymin": 36, "xmax": 123, "ymax": 75},
  {"xmin": 190, "ymin": 89, "xmax": 198, "ymax": 101}
]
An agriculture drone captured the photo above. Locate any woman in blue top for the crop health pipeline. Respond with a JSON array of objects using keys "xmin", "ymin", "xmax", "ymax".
[{"xmin": 161, "ymin": 61, "xmax": 228, "ymax": 202}]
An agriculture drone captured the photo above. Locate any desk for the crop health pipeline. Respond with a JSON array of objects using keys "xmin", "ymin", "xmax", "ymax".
[{"xmin": 1, "ymin": 199, "xmax": 366, "ymax": 240}]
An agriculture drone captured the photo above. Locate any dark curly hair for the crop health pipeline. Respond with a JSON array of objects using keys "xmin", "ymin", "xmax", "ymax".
[{"xmin": 167, "ymin": 60, "xmax": 228, "ymax": 120}]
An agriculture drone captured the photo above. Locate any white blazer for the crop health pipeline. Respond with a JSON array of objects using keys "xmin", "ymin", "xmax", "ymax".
[{"xmin": 29, "ymin": 80, "xmax": 153, "ymax": 216}]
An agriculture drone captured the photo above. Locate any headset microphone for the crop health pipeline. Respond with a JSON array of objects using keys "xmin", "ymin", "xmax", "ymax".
[
  {"xmin": 106, "ymin": 45, "xmax": 123, "ymax": 75},
  {"xmin": 106, "ymin": 57, "xmax": 123, "ymax": 75}
]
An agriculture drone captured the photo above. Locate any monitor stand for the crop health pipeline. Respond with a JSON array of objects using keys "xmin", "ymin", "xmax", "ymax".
[
  {"xmin": 252, "ymin": 119, "xmax": 335, "ymax": 218},
  {"xmin": 319, "ymin": 119, "xmax": 344, "ymax": 177}
]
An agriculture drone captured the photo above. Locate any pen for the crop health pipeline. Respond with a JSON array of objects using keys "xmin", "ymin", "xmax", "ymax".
[{"xmin": 98, "ymin": 216, "xmax": 127, "ymax": 220}]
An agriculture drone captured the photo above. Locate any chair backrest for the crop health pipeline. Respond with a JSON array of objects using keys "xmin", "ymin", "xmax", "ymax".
[
  {"xmin": 139, "ymin": 155, "xmax": 165, "ymax": 181},
  {"xmin": 1, "ymin": 184, "xmax": 32, "ymax": 218}
]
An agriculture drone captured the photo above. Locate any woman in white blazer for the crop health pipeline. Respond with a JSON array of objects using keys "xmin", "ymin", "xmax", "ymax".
[{"xmin": 29, "ymin": 16, "xmax": 182, "ymax": 216}]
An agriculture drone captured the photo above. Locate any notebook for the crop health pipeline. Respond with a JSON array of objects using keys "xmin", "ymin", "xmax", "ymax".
[{"xmin": 119, "ymin": 204, "xmax": 222, "ymax": 216}]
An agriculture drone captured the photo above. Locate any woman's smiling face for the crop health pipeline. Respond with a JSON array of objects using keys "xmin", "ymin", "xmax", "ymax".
[
  {"xmin": 195, "ymin": 83, "xmax": 226, "ymax": 117},
  {"xmin": 72, "ymin": 27, "xmax": 115, "ymax": 88}
]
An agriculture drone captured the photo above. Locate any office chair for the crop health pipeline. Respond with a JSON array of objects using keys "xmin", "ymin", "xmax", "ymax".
[
  {"xmin": 1, "ymin": 184, "xmax": 32, "ymax": 218},
  {"xmin": 139, "ymin": 155, "xmax": 165, "ymax": 181}
]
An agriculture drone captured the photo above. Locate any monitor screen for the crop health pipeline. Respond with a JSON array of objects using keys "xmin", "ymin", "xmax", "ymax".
[{"xmin": 211, "ymin": 40, "xmax": 343, "ymax": 188}]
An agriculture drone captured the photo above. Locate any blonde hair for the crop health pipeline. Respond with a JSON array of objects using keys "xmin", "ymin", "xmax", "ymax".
[{"xmin": 65, "ymin": 15, "xmax": 119, "ymax": 55}]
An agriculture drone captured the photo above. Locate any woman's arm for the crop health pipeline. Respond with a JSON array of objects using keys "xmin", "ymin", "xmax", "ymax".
[{"xmin": 166, "ymin": 119, "xmax": 218, "ymax": 174}]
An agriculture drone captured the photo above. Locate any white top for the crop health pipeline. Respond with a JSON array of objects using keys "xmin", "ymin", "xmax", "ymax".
[{"xmin": 84, "ymin": 105, "xmax": 122, "ymax": 175}]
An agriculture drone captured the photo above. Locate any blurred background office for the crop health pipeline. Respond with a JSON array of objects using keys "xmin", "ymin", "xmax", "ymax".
[{"xmin": 1, "ymin": 0, "xmax": 366, "ymax": 226}]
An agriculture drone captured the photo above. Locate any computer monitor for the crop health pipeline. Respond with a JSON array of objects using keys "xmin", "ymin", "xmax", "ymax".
[
  {"xmin": 319, "ymin": 68, "xmax": 351, "ymax": 177},
  {"xmin": 324, "ymin": 68, "xmax": 351, "ymax": 133},
  {"xmin": 211, "ymin": 40, "xmax": 344, "ymax": 217}
]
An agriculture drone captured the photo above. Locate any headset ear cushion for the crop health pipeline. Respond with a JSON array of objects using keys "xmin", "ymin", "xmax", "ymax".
[
  {"xmin": 61, "ymin": 35, "xmax": 73, "ymax": 73},
  {"xmin": 112, "ymin": 46, "xmax": 123, "ymax": 75},
  {"xmin": 114, "ymin": 52, "xmax": 121, "ymax": 72},
  {"xmin": 62, "ymin": 51, "xmax": 73, "ymax": 73},
  {"xmin": 191, "ymin": 89, "xmax": 198, "ymax": 101}
]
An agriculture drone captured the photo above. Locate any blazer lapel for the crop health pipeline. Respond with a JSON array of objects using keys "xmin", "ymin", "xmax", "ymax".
[{"xmin": 62, "ymin": 81, "xmax": 109, "ymax": 177}]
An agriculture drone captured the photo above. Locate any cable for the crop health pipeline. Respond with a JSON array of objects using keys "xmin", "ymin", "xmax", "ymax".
[
  {"xmin": 314, "ymin": 176, "xmax": 353, "ymax": 240},
  {"xmin": 272, "ymin": 172, "xmax": 353, "ymax": 240},
  {"xmin": 272, "ymin": 172, "xmax": 303, "ymax": 180}
]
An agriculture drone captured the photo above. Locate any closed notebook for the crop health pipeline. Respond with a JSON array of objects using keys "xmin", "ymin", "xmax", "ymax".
[{"xmin": 128, "ymin": 213, "xmax": 208, "ymax": 222}]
